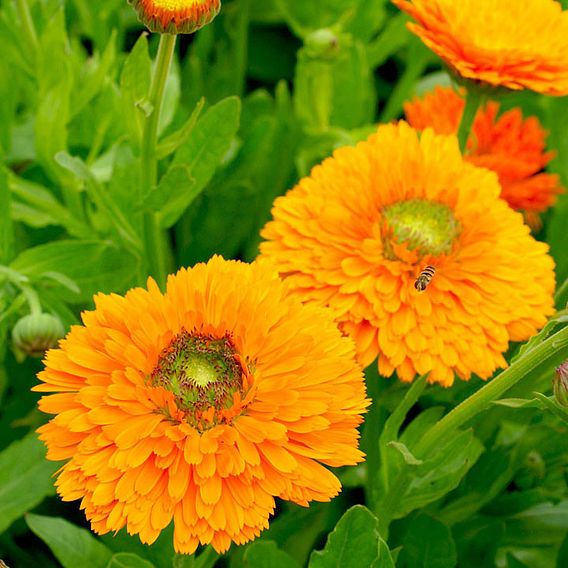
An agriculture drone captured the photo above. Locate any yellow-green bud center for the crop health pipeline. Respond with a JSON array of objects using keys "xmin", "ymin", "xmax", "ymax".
[{"xmin": 381, "ymin": 199, "xmax": 461, "ymax": 260}]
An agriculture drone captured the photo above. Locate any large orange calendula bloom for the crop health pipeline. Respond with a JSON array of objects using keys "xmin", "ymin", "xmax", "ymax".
[
  {"xmin": 128, "ymin": 0, "xmax": 221, "ymax": 34},
  {"xmin": 393, "ymin": 0, "xmax": 568, "ymax": 95},
  {"xmin": 404, "ymin": 86, "xmax": 562, "ymax": 224},
  {"xmin": 260, "ymin": 121, "xmax": 555, "ymax": 387},
  {"xmin": 34, "ymin": 256, "xmax": 368, "ymax": 554}
]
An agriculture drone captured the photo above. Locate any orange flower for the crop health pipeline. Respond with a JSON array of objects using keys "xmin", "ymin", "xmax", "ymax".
[
  {"xmin": 34, "ymin": 257, "xmax": 368, "ymax": 554},
  {"xmin": 128, "ymin": 0, "xmax": 221, "ymax": 34},
  {"xmin": 393, "ymin": 0, "xmax": 568, "ymax": 95},
  {"xmin": 404, "ymin": 86, "xmax": 562, "ymax": 222},
  {"xmin": 260, "ymin": 122, "xmax": 555, "ymax": 387}
]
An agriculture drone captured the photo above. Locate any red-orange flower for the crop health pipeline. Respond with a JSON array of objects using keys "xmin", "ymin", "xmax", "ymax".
[
  {"xmin": 260, "ymin": 122, "xmax": 555, "ymax": 387},
  {"xmin": 404, "ymin": 86, "xmax": 562, "ymax": 222},
  {"xmin": 128, "ymin": 0, "xmax": 221, "ymax": 34},
  {"xmin": 393, "ymin": 0, "xmax": 568, "ymax": 95},
  {"xmin": 34, "ymin": 257, "xmax": 368, "ymax": 554}
]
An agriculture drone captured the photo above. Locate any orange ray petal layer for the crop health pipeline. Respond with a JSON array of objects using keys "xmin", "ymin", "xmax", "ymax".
[
  {"xmin": 35, "ymin": 257, "xmax": 368, "ymax": 553},
  {"xmin": 260, "ymin": 121, "xmax": 555, "ymax": 386},
  {"xmin": 393, "ymin": 0, "xmax": 568, "ymax": 95}
]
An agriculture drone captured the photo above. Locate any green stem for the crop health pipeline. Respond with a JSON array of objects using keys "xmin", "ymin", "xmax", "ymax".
[
  {"xmin": 456, "ymin": 88, "xmax": 484, "ymax": 154},
  {"xmin": 140, "ymin": 33, "xmax": 177, "ymax": 288},
  {"xmin": 16, "ymin": 0, "xmax": 39, "ymax": 56},
  {"xmin": 379, "ymin": 324, "xmax": 568, "ymax": 534},
  {"xmin": 20, "ymin": 284, "xmax": 42, "ymax": 316}
]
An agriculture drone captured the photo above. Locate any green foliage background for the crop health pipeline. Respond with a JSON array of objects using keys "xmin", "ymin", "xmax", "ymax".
[{"xmin": 1, "ymin": 1, "xmax": 568, "ymax": 567}]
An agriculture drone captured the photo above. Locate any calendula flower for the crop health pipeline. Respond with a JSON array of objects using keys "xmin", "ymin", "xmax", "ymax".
[
  {"xmin": 404, "ymin": 87, "xmax": 562, "ymax": 226},
  {"xmin": 34, "ymin": 257, "xmax": 368, "ymax": 554},
  {"xmin": 128, "ymin": 0, "xmax": 221, "ymax": 34},
  {"xmin": 393, "ymin": 0, "xmax": 568, "ymax": 95},
  {"xmin": 260, "ymin": 122, "xmax": 555, "ymax": 386}
]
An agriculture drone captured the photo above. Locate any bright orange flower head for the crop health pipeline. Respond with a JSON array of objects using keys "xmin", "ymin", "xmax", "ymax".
[
  {"xmin": 404, "ymin": 87, "xmax": 562, "ymax": 223},
  {"xmin": 128, "ymin": 0, "xmax": 221, "ymax": 34},
  {"xmin": 34, "ymin": 257, "xmax": 368, "ymax": 554},
  {"xmin": 260, "ymin": 122, "xmax": 555, "ymax": 387},
  {"xmin": 393, "ymin": 0, "xmax": 568, "ymax": 95}
]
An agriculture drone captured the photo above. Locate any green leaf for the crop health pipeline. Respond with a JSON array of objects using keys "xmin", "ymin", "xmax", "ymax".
[
  {"xmin": 503, "ymin": 501, "xmax": 568, "ymax": 546},
  {"xmin": 156, "ymin": 98, "xmax": 205, "ymax": 159},
  {"xmin": 120, "ymin": 33, "xmax": 152, "ymax": 148},
  {"xmin": 243, "ymin": 541, "xmax": 301, "ymax": 568},
  {"xmin": 309, "ymin": 505, "xmax": 394, "ymax": 568},
  {"xmin": 159, "ymin": 96, "xmax": 241, "ymax": 228},
  {"xmin": 26, "ymin": 514, "xmax": 112, "ymax": 568},
  {"xmin": 106, "ymin": 553, "xmax": 156, "ymax": 568},
  {"xmin": 397, "ymin": 515, "xmax": 457, "ymax": 568},
  {"xmin": 388, "ymin": 441, "xmax": 423, "ymax": 465},
  {"xmin": 70, "ymin": 31, "xmax": 117, "ymax": 119},
  {"xmin": 0, "ymin": 166, "xmax": 13, "ymax": 263},
  {"xmin": 367, "ymin": 12, "xmax": 410, "ymax": 67},
  {"xmin": 396, "ymin": 430, "xmax": 484, "ymax": 518},
  {"xmin": 491, "ymin": 398, "xmax": 542, "ymax": 409},
  {"xmin": 276, "ymin": 0, "xmax": 364, "ymax": 38},
  {"xmin": 9, "ymin": 172, "xmax": 92, "ymax": 238},
  {"xmin": 10, "ymin": 241, "xmax": 138, "ymax": 301},
  {"xmin": 0, "ymin": 434, "xmax": 59, "ymax": 534},
  {"xmin": 55, "ymin": 151, "xmax": 142, "ymax": 250}
]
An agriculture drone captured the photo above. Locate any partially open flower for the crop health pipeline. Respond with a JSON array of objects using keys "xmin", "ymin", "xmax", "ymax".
[
  {"xmin": 260, "ymin": 121, "xmax": 555, "ymax": 386},
  {"xmin": 34, "ymin": 257, "xmax": 368, "ymax": 553},
  {"xmin": 404, "ymin": 87, "xmax": 562, "ymax": 228},
  {"xmin": 128, "ymin": 0, "xmax": 221, "ymax": 34}
]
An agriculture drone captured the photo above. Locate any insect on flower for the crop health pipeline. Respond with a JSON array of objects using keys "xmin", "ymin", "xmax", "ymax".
[{"xmin": 414, "ymin": 265, "xmax": 436, "ymax": 291}]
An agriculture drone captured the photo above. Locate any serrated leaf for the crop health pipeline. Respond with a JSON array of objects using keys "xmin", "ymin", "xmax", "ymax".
[
  {"xmin": 0, "ymin": 434, "xmax": 59, "ymax": 534},
  {"xmin": 26, "ymin": 514, "xmax": 112, "ymax": 568},
  {"xmin": 309, "ymin": 505, "xmax": 394, "ymax": 568},
  {"xmin": 106, "ymin": 553, "xmax": 156, "ymax": 568},
  {"xmin": 10, "ymin": 241, "xmax": 138, "ymax": 301},
  {"xmin": 158, "ymin": 96, "xmax": 241, "ymax": 228},
  {"xmin": 243, "ymin": 541, "xmax": 301, "ymax": 568}
]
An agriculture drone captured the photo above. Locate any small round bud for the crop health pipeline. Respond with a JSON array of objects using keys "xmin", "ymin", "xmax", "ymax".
[
  {"xmin": 553, "ymin": 361, "xmax": 568, "ymax": 408},
  {"xmin": 128, "ymin": 0, "xmax": 221, "ymax": 34},
  {"xmin": 12, "ymin": 313, "xmax": 65, "ymax": 358},
  {"xmin": 305, "ymin": 29, "xmax": 341, "ymax": 60}
]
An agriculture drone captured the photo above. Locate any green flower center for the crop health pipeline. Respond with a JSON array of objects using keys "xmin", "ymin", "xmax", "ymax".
[
  {"xmin": 381, "ymin": 199, "xmax": 461, "ymax": 260},
  {"xmin": 150, "ymin": 329, "xmax": 245, "ymax": 429}
]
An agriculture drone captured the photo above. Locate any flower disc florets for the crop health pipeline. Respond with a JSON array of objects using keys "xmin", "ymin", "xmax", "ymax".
[
  {"xmin": 381, "ymin": 199, "xmax": 460, "ymax": 260},
  {"xmin": 151, "ymin": 330, "xmax": 250, "ymax": 430}
]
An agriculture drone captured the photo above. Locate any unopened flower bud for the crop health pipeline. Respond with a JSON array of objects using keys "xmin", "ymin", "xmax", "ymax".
[
  {"xmin": 553, "ymin": 361, "xmax": 568, "ymax": 408},
  {"xmin": 305, "ymin": 29, "xmax": 341, "ymax": 60},
  {"xmin": 128, "ymin": 0, "xmax": 221, "ymax": 34},
  {"xmin": 12, "ymin": 313, "xmax": 65, "ymax": 358}
]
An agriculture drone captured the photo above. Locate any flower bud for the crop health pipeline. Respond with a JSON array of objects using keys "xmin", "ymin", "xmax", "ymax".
[
  {"xmin": 305, "ymin": 29, "xmax": 341, "ymax": 60},
  {"xmin": 128, "ymin": 0, "xmax": 221, "ymax": 34},
  {"xmin": 12, "ymin": 313, "xmax": 65, "ymax": 358},
  {"xmin": 553, "ymin": 361, "xmax": 568, "ymax": 408}
]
